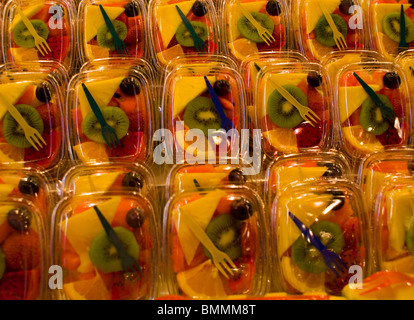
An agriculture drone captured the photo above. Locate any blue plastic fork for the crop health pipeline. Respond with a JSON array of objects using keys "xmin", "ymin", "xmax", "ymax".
[
  {"xmin": 203, "ymin": 76, "xmax": 234, "ymax": 131},
  {"xmin": 99, "ymin": 5, "xmax": 129, "ymax": 56},
  {"xmin": 288, "ymin": 211, "xmax": 347, "ymax": 277}
]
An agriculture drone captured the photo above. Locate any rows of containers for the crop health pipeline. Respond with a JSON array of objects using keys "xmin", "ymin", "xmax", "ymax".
[{"xmin": 0, "ymin": 0, "xmax": 412, "ymax": 300}]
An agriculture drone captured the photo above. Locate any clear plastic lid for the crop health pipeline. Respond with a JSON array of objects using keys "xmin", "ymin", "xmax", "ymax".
[
  {"xmin": 77, "ymin": 0, "xmax": 149, "ymax": 65},
  {"xmin": 295, "ymin": 0, "xmax": 366, "ymax": 62},
  {"xmin": 163, "ymin": 186, "xmax": 268, "ymax": 298},
  {"xmin": 52, "ymin": 192, "xmax": 159, "ymax": 300},
  {"xmin": 336, "ymin": 62, "xmax": 412, "ymax": 163},
  {"xmin": 271, "ymin": 180, "xmax": 370, "ymax": 296},
  {"xmin": 255, "ymin": 62, "xmax": 333, "ymax": 157},
  {"xmin": 0, "ymin": 197, "xmax": 46, "ymax": 300},
  {"xmin": 221, "ymin": 0, "xmax": 290, "ymax": 63},
  {"xmin": 368, "ymin": 0, "xmax": 414, "ymax": 62},
  {"xmin": 395, "ymin": 49, "xmax": 414, "ymax": 101},
  {"xmin": 2, "ymin": 0, "xmax": 76, "ymax": 72},
  {"xmin": 0, "ymin": 71, "xmax": 65, "ymax": 173},
  {"xmin": 148, "ymin": 0, "xmax": 221, "ymax": 69},
  {"xmin": 67, "ymin": 68, "xmax": 154, "ymax": 165}
]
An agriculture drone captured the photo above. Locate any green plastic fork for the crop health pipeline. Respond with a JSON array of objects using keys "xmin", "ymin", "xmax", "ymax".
[{"xmin": 99, "ymin": 5, "xmax": 129, "ymax": 56}]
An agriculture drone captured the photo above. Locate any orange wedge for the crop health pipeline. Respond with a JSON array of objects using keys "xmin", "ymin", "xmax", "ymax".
[
  {"xmin": 64, "ymin": 273, "xmax": 111, "ymax": 300},
  {"xmin": 228, "ymin": 38, "xmax": 258, "ymax": 61},
  {"xmin": 73, "ymin": 142, "xmax": 109, "ymax": 163},
  {"xmin": 342, "ymin": 125, "xmax": 384, "ymax": 154},
  {"xmin": 376, "ymin": 32, "xmax": 398, "ymax": 62},
  {"xmin": 306, "ymin": 39, "xmax": 333, "ymax": 61},
  {"xmin": 0, "ymin": 143, "xmax": 25, "ymax": 165},
  {"xmin": 157, "ymin": 44, "xmax": 185, "ymax": 66},
  {"xmin": 263, "ymin": 128, "xmax": 298, "ymax": 153}
]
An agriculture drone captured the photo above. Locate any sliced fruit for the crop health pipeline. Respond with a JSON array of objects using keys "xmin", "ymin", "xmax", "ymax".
[
  {"xmin": 263, "ymin": 128, "xmax": 298, "ymax": 153},
  {"xmin": 64, "ymin": 273, "xmax": 111, "ymax": 300},
  {"xmin": 377, "ymin": 31, "xmax": 399, "ymax": 61},
  {"xmin": 274, "ymin": 166, "xmax": 328, "ymax": 191},
  {"xmin": 0, "ymin": 81, "xmax": 33, "ymax": 119},
  {"xmin": 73, "ymin": 142, "xmax": 109, "ymax": 163},
  {"xmin": 228, "ymin": 38, "xmax": 258, "ymax": 61},
  {"xmin": 342, "ymin": 125, "xmax": 384, "ymax": 153},
  {"xmin": 73, "ymin": 172, "xmax": 121, "ymax": 195},
  {"xmin": 86, "ymin": 44, "xmax": 110, "ymax": 60},
  {"xmin": 174, "ymin": 172, "xmax": 228, "ymax": 193},
  {"xmin": 372, "ymin": 3, "xmax": 411, "ymax": 34},
  {"xmin": 382, "ymin": 255, "xmax": 414, "ymax": 273},
  {"xmin": 85, "ymin": 5, "xmax": 125, "ymax": 42},
  {"xmin": 306, "ymin": 38, "xmax": 333, "ymax": 61},
  {"xmin": 157, "ymin": 43, "xmax": 185, "ymax": 66},
  {"xmin": 364, "ymin": 169, "xmax": 391, "ymax": 209},
  {"xmin": 10, "ymin": 4, "xmax": 44, "ymax": 32},
  {"xmin": 0, "ymin": 185, "xmax": 14, "ymax": 197},
  {"xmin": 326, "ymin": 54, "xmax": 361, "ymax": 81},
  {"xmin": 175, "ymin": 129, "xmax": 216, "ymax": 161},
  {"xmin": 0, "ymin": 143, "xmax": 25, "ymax": 166},
  {"xmin": 9, "ymin": 48, "xmax": 39, "ymax": 63},
  {"xmin": 304, "ymin": 0, "xmax": 341, "ymax": 33},
  {"xmin": 176, "ymin": 259, "xmax": 227, "ymax": 299}
]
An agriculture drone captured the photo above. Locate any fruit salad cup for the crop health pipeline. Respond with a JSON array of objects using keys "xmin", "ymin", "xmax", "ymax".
[
  {"xmin": 68, "ymin": 68, "xmax": 153, "ymax": 165},
  {"xmin": 2, "ymin": 0, "xmax": 76, "ymax": 72},
  {"xmin": 395, "ymin": 49, "xmax": 414, "ymax": 102},
  {"xmin": 0, "ymin": 198, "xmax": 46, "ymax": 300},
  {"xmin": 295, "ymin": 0, "xmax": 366, "ymax": 62},
  {"xmin": 162, "ymin": 63, "xmax": 246, "ymax": 163},
  {"xmin": 52, "ymin": 193, "xmax": 158, "ymax": 300},
  {"xmin": 222, "ymin": 0, "xmax": 289, "ymax": 63},
  {"xmin": 256, "ymin": 63, "xmax": 333, "ymax": 157},
  {"xmin": 78, "ymin": 0, "xmax": 148, "ymax": 64},
  {"xmin": 148, "ymin": 0, "xmax": 220, "ymax": 69},
  {"xmin": 0, "ymin": 73, "xmax": 65, "ymax": 173},
  {"xmin": 369, "ymin": 0, "xmax": 414, "ymax": 62},
  {"xmin": 271, "ymin": 180, "xmax": 370, "ymax": 296},
  {"xmin": 337, "ymin": 63, "xmax": 412, "ymax": 165},
  {"xmin": 163, "ymin": 186, "xmax": 268, "ymax": 299}
]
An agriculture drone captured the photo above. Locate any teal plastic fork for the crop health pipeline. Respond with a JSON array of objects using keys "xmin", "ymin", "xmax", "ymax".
[{"xmin": 99, "ymin": 5, "xmax": 129, "ymax": 56}]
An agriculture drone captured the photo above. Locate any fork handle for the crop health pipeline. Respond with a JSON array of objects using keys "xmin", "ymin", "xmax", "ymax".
[
  {"xmin": 399, "ymin": 5, "xmax": 408, "ymax": 48},
  {"xmin": 81, "ymin": 84, "xmax": 110, "ymax": 127},
  {"xmin": 318, "ymin": 3, "xmax": 339, "ymax": 34},
  {"xmin": 204, "ymin": 76, "xmax": 233, "ymax": 129},
  {"xmin": 0, "ymin": 94, "xmax": 32, "ymax": 129},
  {"xmin": 175, "ymin": 5, "xmax": 200, "ymax": 42},
  {"xmin": 15, "ymin": 7, "xmax": 41, "ymax": 38},
  {"xmin": 234, "ymin": 1, "xmax": 260, "ymax": 29},
  {"xmin": 288, "ymin": 212, "xmax": 326, "ymax": 251},
  {"xmin": 99, "ymin": 5, "xmax": 121, "ymax": 41}
]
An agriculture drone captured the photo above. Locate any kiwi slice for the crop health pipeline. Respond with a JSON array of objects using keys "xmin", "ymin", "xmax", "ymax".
[
  {"xmin": 89, "ymin": 227, "xmax": 140, "ymax": 273},
  {"xmin": 359, "ymin": 94, "xmax": 393, "ymax": 135},
  {"xmin": 2, "ymin": 104, "xmax": 44, "ymax": 148},
  {"xmin": 0, "ymin": 248, "xmax": 5, "ymax": 281},
  {"xmin": 267, "ymin": 84, "xmax": 305, "ymax": 128},
  {"xmin": 175, "ymin": 21, "xmax": 209, "ymax": 47},
  {"xmin": 237, "ymin": 12, "xmax": 274, "ymax": 43},
  {"xmin": 82, "ymin": 106, "xmax": 129, "ymax": 144},
  {"xmin": 314, "ymin": 14, "xmax": 348, "ymax": 47},
  {"xmin": 383, "ymin": 12, "xmax": 414, "ymax": 43},
  {"xmin": 97, "ymin": 20, "xmax": 127, "ymax": 50},
  {"xmin": 406, "ymin": 218, "xmax": 414, "ymax": 255},
  {"xmin": 183, "ymin": 96, "xmax": 221, "ymax": 136},
  {"xmin": 291, "ymin": 220, "xmax": 345, "ymax": 274},
  {"xmin": 13, "ymin": 19, "xmax": 49, "ymax": 48},
  {"xmin": 203, "ymin": 214, "xmax": 242, "ymax": 261}
]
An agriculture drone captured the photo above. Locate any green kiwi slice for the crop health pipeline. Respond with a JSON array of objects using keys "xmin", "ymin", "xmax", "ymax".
[
  {"xmin": 383, "ymin": 12, "xmax": 414, "ymax": 43},
  {"xmin": 89, "ymin": 226, "xmax": 140, "ymax": 273},
  {"xmin": 183, "ymin": 96, "xmax": 221, "ymax": 136},
  {"xmin": 267, "ymin": 84, "xmax": 305, "ymax": 128},
  {"xmin": 82, "ymin": 106, "xmax": 129, "ymax": 144},
  {"xmin": 97, "ymin": 20, "xmax": 127, "ymax": 50},
  {"xmin": 406, "ymin": 218, "xmax": 414, "ymax": 255},
  {"xmin": 291, "ymin": 220, "xmax": 345, "ymax": 274},
  {"xmin": 175, "ymin": 21, "xmax": 209, "ymax": 47},
  {"xmin": 2, "ymin": 104, "xmax": 44, "ymax": 148},
  {"xmin": 13, "ymin": 19, "xmax": 49, "ymax": 48},
  {"xmin": 203, "ymin": 214, "xmax": 242, "ymax": 261},
  {"xmin": 314, "ymin": 14, "xmax": 348, "ymax": 47},
  {"xmin": 0, "ymin": 248, "xmax": 5, "ymax": 281},
  {"xmin": 359, "ymin": 94, "xmax": 393, "ymax": 135},
  {"xmin": 237, "ymin": 11, "xmax": 274, "ymax": 43}
]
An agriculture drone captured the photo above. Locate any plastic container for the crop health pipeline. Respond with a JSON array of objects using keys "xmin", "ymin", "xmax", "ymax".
[
  {"xmin": 255, "ymin": 62, "xmax": 333, "ymax": 157},
  {"xmin": 2, "ymin": 0, "xmax": 76, "ymax": 73},
  {"xmin": 163, "ymin": 186, "xmax": 268, "ymax": 299},
  {"xmin": 294, "ymin": 0, "xmax": 366, "ymax": 62},
  {"xmin": 0, "ymin": 197, "xmax": 47, "ymax": 300},
  {"xmin": 221, "ymin": 0, "xmax": 290, "ymax": 63},
  {"xmin": 336, "ymin": 62, "xmax": 412, "ymax": 167},
  {"xmin": 67, "ymin": 67, "xmax": 154, "ymax": 165},
  {"xmin": 148, "ymin": 0, "xmax": 221, "ymax": 69},
  {"xmin": 271, "ymin": 180, "xmax": 370, "ymax": 296},
  {"xmin": 395, "ymin": 49, "xmax": 414, "ymax": 102},
  {"xmin": 368, "ymin": 0, "xmax": 414, "ymax": 62},
  {"xmin": 51, "ymin": 192, "xmax": 159, "ymax": 300},
  {"xmin": 77, "ymin": 0, "xmax": 148, "ymax": 65}
]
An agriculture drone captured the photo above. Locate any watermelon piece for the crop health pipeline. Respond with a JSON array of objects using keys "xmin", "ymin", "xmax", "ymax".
[
  {"xmin": 0, "ymin": 269, "xmax": 39, "ymax": 300},
  {"xmin": 43, "ymin": 36, "xmax": 69, "ymax": 62},
  {"xmin": 108, "ymin": 131, "xmax": 143, "ymax": 159},
  {"xmin": 24, "ymin": 129, "xmax": 62, "ymax": 169}
]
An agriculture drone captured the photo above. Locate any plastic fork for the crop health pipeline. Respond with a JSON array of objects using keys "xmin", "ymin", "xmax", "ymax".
[
  {"xmin": 180, "ymin": 211, "xmax": 236, "ymax": 279},
  {"xmin": 317, "ymin": 2, "xmax": 348, "ymax": 50},
  {"xmin": 288, "ymin": 211, "xmax": 347, "ymax": 277},
  {"xmin": 175, "ymin": 5, "xmax": 208, "ymax": 53},
  {"xmin": 235, "ymin": 0, "xmax": 275, "ymax": 46},
  {"xmin": 254, "ymin": 63, "xmax": 320, "ymax": 127},
  {"xmin": 0, "ymin": 94, "xmax": 46, "ymax": 151},
  {"xmin": 357, "ymin": 270, "xmax": 414, "ymax": 296},
  {"xmin": 399, "ymin": 5, "xmax": 409, "ymax": 53},
  {"xmin": 99, "ymin": 5, "xmax": 129, "ymax": 56},
  {"xmin": 15, "ymin": 7, "xmax": 51, "ymax": 56},
  {"xmin": 81, "ymin": 83, "xmax": 121, "ymax": 149},
  {"xmin": 203, "ymin": 76, "xmax": 234, "ymax": 131},
  {"xmin": 352, "ymin": 72, "xmax": 396, "ymax": 124}
]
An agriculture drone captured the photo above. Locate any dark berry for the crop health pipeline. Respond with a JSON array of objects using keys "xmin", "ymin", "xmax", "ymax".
[
  {"xmin": 7, "ymin": 207, "xmax": 32, "ymax": 231},
  {"xmin": 18, "ymin": 175, "xmax": 41, "ymax": 195},
  {"xmin": 35, "ymin": 82, "xmax": 52, "ymax": 103},
  {"xmin": 307, "ymin": 72, "xmax": 323, "ymax": 87},
  {"xmin": 339, "ymin": 0, "xmax": 354, "ymax": 15},
  {"xmin": 125, "ymin": 1, "xmax": 140, "ymax": 17},
  {"xmin": 410, "ymin": 0, "xmax": 414, "ymax": 9},
  {"xmin": 228, "ymin": 169, "xmax": 246, "ymax": 184},
  {"xmin": 122, "ymin": 171, "xmax": 144, "ymax": 190},
  {"xmin": 213, "ymin": 80, "xmax": 231, "ymax": 96},
  {"xmin": 126, "ymin": 207, "xmax": 145, "ymax": 228},
  {"xmin": 266, "ymin": 0, "xmax": 281, "ymax": 16},
  {"xmin": 231, "ymin": 198, "xmax": 253, "ymax": 220},
  {"xmin": 325, "ymin": 189, "xmax": 345, "ymax": 211},
  {"xmin": 319, "ymin": 163, "xmax": 343, "ymax": 178},
  {"xmin": 120, "ymin": 77, "xmax": 141, "ymax": 96},
  {"xmin": 192, "ymin": 1, "xmax": 208, "ymax": 17},
  {"xmin": 383, "ymin": 72, "xmax": 401, "ymax": 89}
]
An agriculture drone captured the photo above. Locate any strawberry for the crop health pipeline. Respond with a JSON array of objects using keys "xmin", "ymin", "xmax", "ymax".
[
  {"xmin": 307, "ymin": 86, "xmax": 325, "ymax": 118},
  {"xmin": 124, "ymin": 24, "xmax": 141, "ymax": 45},
  {"xmin": 376, "ymin": 125, "xmax": 403, "ymax": 146},
  {"xmin": 0, "ymin": 269, "xmax": 39, "ymax": 300},
  {"xmin": 43, "ymin": 36, "xmax": 69, "ymax": 62},
  {"xmin": 257, "ymin": 24, "xmax": 286, "ymax": 50},
  {"xmin": 342, "ymin": 217, "xmax": 361, "ymax": 250},
  {"xmin": 378, "ymin": 88, "xmax": 405, "ymax": 118},
  {"xmin": 295, "ymin": 122, "xmax": 323, "ymax": 148},
  {"xmin": 36, "ymin": 103, "xmax": 57, "ymax": 131},
  {"xmin": 108, "ymin": 131, "xmax": 143, "ymax": 159},
  {"xmin": 24, "ymin": 129, "xmax": 62, "ymax": 169}
]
